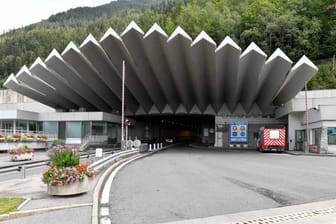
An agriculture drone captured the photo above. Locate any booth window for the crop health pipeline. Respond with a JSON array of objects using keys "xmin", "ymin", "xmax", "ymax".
[{"xmin": 327, "ymin": 127, "xmax": 336, "ymax": 145}]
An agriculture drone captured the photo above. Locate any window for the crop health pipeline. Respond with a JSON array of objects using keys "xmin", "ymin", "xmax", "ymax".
[
  {"xmin": 16, "ymin": 120, "xmax": 27, "ymax": 132},
  {"xmin": 28, "ymin": 121, "xmax": 37, "ymax": 132},
  {"xmin": 81, "ymin": 122, "xmax": 91, "ymax": 138},
  {"xmin": 66, "ymin": 122, "xmax": 81, "ymax": 138},
  {"xmin": 2, "ymin": 120, "xmax": 13, "ymax": 131},
  {"xmin": 92, "ymin": 121, "xmax": 105, "ymax": 135},
  {"xmin": 44, "ymin": 122, "xmax": 58, "ymax": 136},
  {"xmin": 328, "ymin": 127, "xmax": 336, "ymax": 145},
  {"xmin": 312, "ymin": 128, "xmax": 321, "ymax": 145}
]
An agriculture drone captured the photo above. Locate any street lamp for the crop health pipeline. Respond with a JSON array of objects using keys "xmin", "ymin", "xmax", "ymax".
[{"xmin": 121, "ymin": 60, "xmax": 126, "ymax": 150}]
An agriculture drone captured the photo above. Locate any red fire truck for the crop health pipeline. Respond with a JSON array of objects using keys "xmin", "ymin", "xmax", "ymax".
[{"xmin": 257, "ymin": 126, "xmax": 286, "ymax": 152}]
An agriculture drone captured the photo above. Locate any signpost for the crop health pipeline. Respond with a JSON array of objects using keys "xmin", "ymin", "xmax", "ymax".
[{"xmin": 230, "ymin": 121, "xmax": 248, "ymax": 143}]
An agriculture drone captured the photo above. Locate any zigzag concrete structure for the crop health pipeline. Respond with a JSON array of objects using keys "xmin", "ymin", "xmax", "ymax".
[{"xmin": 4, "ymin": 22, "xmax": 318, "ymax": 116}]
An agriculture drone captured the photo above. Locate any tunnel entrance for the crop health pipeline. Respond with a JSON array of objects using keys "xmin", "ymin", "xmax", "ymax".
[{"xmin": 128, "ymin": 115, "xmax": 215, "ymax": 145}]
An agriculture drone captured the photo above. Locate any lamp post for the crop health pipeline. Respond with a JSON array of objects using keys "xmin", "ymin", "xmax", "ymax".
[{"xmin": 121, "ymin": 60, "xmax": 125, "ymax": 150}]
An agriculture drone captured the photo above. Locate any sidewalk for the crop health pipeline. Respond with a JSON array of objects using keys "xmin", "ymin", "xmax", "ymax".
[
  {"xmin": 162, "ymin": 200, "xmax": 336, "ymax": 224},
  {"xmin": 0, "ymin": 174, "xmax": 97, "ymax": 224},
  {"xmin": 285, "ymin": 150, "xmax": 336, "ymax": 157}
]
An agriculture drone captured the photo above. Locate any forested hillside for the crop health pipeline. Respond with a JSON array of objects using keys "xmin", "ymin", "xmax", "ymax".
[{"xmin": 0, "ymin": 0, "xmax": 335, "ymax": 89}]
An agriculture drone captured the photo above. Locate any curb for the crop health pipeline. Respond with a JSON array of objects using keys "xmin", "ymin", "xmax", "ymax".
[
  {"xmin": 91, "ymin": 152, "xmax": 139, "ymax": 224},
  {"xmin": 17, "ymin": 197, "xmax": 31, "ymax": 211},
  {"xmin": 285, "ymin": 151, "xmax": 336, "ymax": 157},
  {"xmin": 0, "ymin": 203, "xmax": 92, "ymax": 221}
]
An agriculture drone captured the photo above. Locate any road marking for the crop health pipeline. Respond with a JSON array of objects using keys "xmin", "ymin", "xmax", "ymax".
[
  {"xmin": 100, "ymin": 207, "xmax": 109, "ymax": 216},
  {"xmin": 101, "ymin": 156, "xmax": 143, "ymax": 204}
]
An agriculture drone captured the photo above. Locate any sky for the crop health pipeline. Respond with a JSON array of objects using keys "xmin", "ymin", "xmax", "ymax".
[{"xmin": 0, "ymin": 0, "xmax": 113, "ymax": 33}]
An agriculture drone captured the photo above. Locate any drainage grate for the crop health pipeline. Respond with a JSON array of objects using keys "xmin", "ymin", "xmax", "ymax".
[{"xmin": 229, "ymin": 207, "xmax": 336, "ymax": 224}]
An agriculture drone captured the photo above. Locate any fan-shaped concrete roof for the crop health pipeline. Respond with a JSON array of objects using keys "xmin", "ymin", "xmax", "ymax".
[{"xmin": 4, "ymin": 22, "xmax": 319, "ymax": 116}]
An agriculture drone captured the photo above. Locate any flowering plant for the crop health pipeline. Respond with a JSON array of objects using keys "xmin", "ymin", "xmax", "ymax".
[
  {"xmin": 47, "ymin": 144, "xmax": 80, "ymax": 167},
  {"xmin": 0, "ymin": 133, "xmax": 5, "ymax": 138},
  {"xmin": 37, "ymin": 135, "xmax": 48, "ymax": 141},
  {"xmin": 8, "ymin": 145, "xmax": 34, "ymax": 155},
  {"xmin": 42, "ymin": 162, "xmax": 95, "ymax": 186},
  {"xmin": 42, "ymin": 144, "xmax": 96, "ymax": 186}
]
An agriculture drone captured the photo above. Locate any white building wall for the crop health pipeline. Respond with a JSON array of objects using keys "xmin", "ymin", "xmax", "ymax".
[
  {"xmin": 288, "ymin": 112, "xmax": 304, "ymax": 151},
  {"xmin": 0, "ymin": 89, "xmax": 55, "ymax": 113}
]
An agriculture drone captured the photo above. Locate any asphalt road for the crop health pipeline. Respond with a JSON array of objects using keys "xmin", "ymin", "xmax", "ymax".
[{"xmin": 109, "ymin": 146, "xmax": 336, "ymax": 224}]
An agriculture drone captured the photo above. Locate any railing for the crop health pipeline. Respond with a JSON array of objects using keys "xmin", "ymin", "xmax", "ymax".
[
  {"xmin": 0, "ymin": 129, "xmax": 57, "ymax": 142},
  {"xmin": 79, "ymin": 134, "xmax": 109, "ymax": 151},
  {"xmin": 0, "ymin": 149, "xmax": 126, "ymax": 178}
]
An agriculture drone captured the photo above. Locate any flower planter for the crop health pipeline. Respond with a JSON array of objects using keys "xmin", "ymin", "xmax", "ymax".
[
  {"xmin": 47, "ymin": 176, "xmax": 93, "ymax": 196},
  {"xmin": 11, "ymin": 152, "xmax": 34, "ymax": 161}
]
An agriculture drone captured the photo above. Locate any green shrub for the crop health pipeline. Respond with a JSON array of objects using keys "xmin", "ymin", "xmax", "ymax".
[{"xmin": 46, "ymin": 145, "xmax": 80, "ymax": 167}]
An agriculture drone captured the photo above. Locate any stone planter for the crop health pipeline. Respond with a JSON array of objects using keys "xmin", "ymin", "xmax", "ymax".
[
  {"xmin": 11, "ymin": 152, "xmax": 34, "ymax": 161},
  {"xmin": 47, "ymin": 176, "xmax": 93, "ymax": 196}
]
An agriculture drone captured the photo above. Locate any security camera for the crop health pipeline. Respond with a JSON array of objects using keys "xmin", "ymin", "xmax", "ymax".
[{"xmin": 313, "ymin": 106, "xmax": 319, "ymax": 110}]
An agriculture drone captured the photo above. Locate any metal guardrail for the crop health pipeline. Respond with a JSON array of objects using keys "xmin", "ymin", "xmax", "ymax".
[
  {"xmin": 89, "ymin": 149, "xmax": 139, "ymax": 171},
  {"xmin": 0, "ymin": 149, "xmax": 138, "ymax": 179}
]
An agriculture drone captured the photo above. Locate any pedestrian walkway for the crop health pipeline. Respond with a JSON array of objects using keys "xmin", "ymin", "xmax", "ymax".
[
  {"xmin": 0, "ymin": 174, "xmax": 96, "ymax": 224},
  {"xmin": 162, "ymin": 199, "xmax": 336, "ymax": 224}
]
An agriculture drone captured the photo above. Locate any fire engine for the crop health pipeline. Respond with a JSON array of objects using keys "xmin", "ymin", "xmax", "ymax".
[{"xmin": 257, "ymin": 126, "xmax": 286, "ymax": 152}]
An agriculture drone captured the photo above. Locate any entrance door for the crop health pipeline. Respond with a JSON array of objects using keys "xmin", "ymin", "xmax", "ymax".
[{"xmin": 295, "ymin": 130, "xmax": 305, "ymax": 151}]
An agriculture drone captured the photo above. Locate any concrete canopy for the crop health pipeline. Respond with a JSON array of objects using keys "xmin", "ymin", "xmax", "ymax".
[{"xmin": 4, "ymin": 22, "xmax": 319, "ymax": 115}]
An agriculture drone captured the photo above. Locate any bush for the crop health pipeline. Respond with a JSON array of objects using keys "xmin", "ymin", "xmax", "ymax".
[
  {"xmin": 46, "ymin": 145, "xmax": 80, "ymax": 167},
  {"xmin": 42, "ymin": 145, "xmax": 96, "ymax": 186},
  {"xmin": 51, "ymin": 139, "xmax": 65, "ymax": 146}
]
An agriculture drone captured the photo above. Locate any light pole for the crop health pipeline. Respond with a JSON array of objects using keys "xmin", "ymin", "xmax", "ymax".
[{"xmin": 121, "ymin": 60, "xmax": 125, "ymax": 150}]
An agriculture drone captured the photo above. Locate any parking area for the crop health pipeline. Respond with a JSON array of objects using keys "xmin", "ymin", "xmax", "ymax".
[{"xmin": 109, "ymin": 146, "xmax": 336, "ymax": 224}]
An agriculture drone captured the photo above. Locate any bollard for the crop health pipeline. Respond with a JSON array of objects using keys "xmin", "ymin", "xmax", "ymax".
[
  {"xmin": 22, "ymin": 165, "xmax": 26, "ymax": 179},
  {"xmin": 160, "ymin": 143, "xmax": 163, "ymax": 148},
  {"xmin": 149, "ymin": 144, "xmax": 152, "ymax": 151},
  {"xmin": 154, "ymin": 144, "xmax": 156, "ymax": 150},
  {"xmin": 157, "ymin": 143, "xmax": 160, "ymax": 149}
]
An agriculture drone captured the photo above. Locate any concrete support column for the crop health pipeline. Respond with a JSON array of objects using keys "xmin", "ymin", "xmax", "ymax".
[
  {"xmin": 320, "ymin": 126, "xmax": 328, "ymax": 153},
  {"xmin": 13, "ymin": 120, "xmax": 16, "ymax": 133}
]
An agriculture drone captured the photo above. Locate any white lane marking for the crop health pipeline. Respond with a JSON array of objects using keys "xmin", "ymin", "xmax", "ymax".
[{"xmin": 101, "ymin": 156, "xmax": 141, "ymax": 204}]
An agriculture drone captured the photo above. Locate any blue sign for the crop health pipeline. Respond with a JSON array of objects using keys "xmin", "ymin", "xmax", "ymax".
[{"xmin": 230, "ymin": 121, "xmax": 248, "ymax": 143}]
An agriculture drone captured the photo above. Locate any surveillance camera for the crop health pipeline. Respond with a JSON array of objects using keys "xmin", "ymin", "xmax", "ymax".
[{"xmin": 313, "ymin": 106, "xmax": 319, "ymax": 110}]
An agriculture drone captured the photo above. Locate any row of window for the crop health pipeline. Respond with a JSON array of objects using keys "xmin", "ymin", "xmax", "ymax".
[{"xmin": 0, "ymin": 120, "xmax": 118, "ymax": 139}]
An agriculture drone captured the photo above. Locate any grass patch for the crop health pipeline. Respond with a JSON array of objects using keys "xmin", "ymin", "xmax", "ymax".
[{"xmin": 0, "ymin": 198, "xmax": 25, "ymax": 214}]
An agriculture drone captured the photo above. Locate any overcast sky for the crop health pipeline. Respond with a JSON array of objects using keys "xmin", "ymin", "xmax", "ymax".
[{"xmin": 0, "ymin": 0, "xmax": 112, "ymax": 33}]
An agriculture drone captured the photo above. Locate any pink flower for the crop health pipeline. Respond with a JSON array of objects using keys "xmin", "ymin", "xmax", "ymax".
[{"xmin": 72, "ymin": 148, "xmax": 78, "ymax": 154}]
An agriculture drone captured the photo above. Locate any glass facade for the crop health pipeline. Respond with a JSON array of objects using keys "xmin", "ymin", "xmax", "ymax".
[
  {"xmin": 328, "ymin": 127, "xmax": 336, "ymax": 145},
  {"xmin": 0, "ymin": 119, "xmax": 119, "ymax": 142},
  {"xmin": 92, "ymin": 121, "xmax": 105, "ymax": 135},
  {"xmin": 1, "ymin": 120, "xmax": 13, "ymax": 131},
  {"xmin": 66, "ymin": 122, "xmax": 81, "ymax": 138},
  {"xmin": 312, "ymin": 128, "xmax": 321, "ymax": 145},
  {"xmin": 58, "ymin": 122, "xmax": 66, "ymax": 140},
  {"xmin": 44, "ymin": 122, "xmax": 58, "ymax": 136},
  {"xmin": 82, "ymin": 122, "xmax": 91, "ymax": 138},
  {"xmin": 28, "ymin": 121, "xmax": 37, "ymax": 132},
  {"xmin": 107, "ymin": 122, "xmax": 117, "ymax": 143},
  {"xmin": 16, "ymin": 120, "xmax": 27, "ymax": 132}
]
